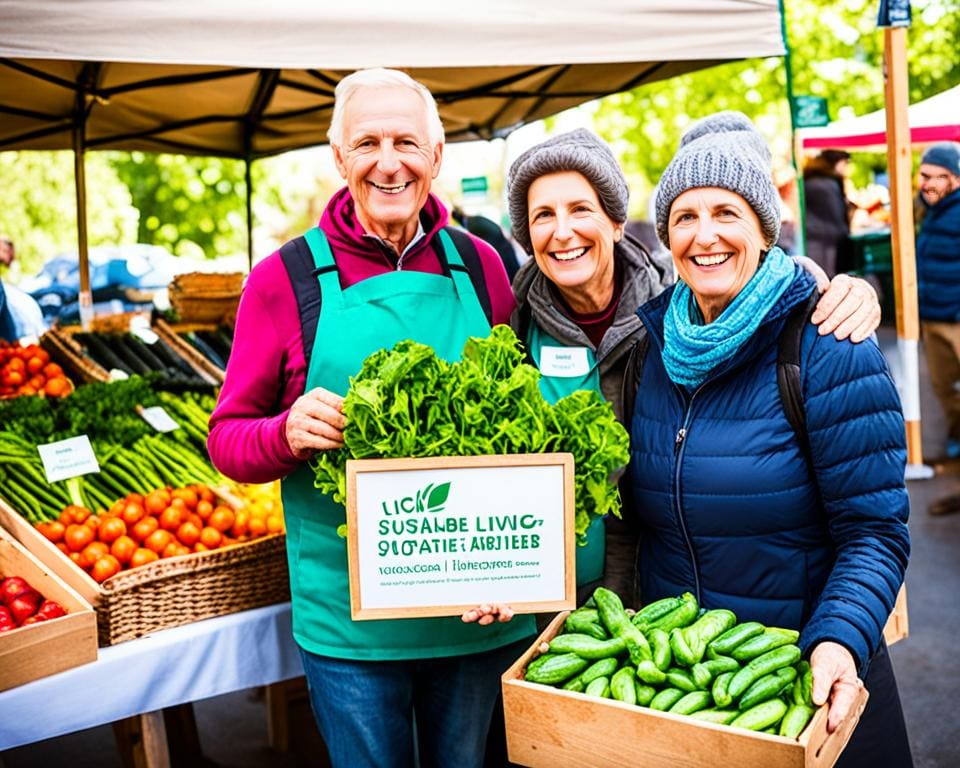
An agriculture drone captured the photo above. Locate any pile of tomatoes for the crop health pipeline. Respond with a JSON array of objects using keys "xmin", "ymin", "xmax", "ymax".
[
  {"xmin": 0, "ymin": 575, "xmax": 67, "ymax": 631},
  {"xmin": 0, "ymin": 340, "xmax": 73, "ymax": 399},
  {"xmin": 34, "ymin": 484, "xmax": 271, "ymax": 583}
]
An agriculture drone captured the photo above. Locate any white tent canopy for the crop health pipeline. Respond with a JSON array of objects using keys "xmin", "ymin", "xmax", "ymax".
[
  {"xmin": 0, "ymin": 0, "xmax": 785, "ymax": 156},
  {"xmin": 800, "ymin": 84, "xmax": 960, "ymax": 152}
]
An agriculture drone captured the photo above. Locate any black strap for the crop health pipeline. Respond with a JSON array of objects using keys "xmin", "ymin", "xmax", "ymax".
[
  {"xmin": 776, "ymin": 289, "xmax": 819, "ymax": 462},
  {"xmin": 621, "ymin": 332, "xmax": 650, "ymax": 428},
  {"xmin": 279, "ymin": 227, "xmax": 493, "ymax": 370}
]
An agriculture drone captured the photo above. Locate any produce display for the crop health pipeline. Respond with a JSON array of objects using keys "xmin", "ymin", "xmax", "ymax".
[
  {"xmin": 178, "ymin": 325, "xmax": 234, "ymax": 370},
  {"xmin": 0, "ymin": 376, "xmax": 222, "ymax": 522},
  {"xmin": 313, "ymin": 325, "xmax": 629, "ymax": 538},
  {"xmin": 523, "ymin": 588, "xmax": 817, "ymax": 740},
  {"xmin": 0, "ymin": 574, "xmax": 67, "ymax": 630},
  {"xmin": 32, "ymin": 483, "xmax": 282, "ymax": 582},
  {"xmin": 0, "ymin": 340, "xmax": 74, "ymax": 400},
  {"xmin": 72, "ymin": 331, "xmax": 212, "ymax": 388}
]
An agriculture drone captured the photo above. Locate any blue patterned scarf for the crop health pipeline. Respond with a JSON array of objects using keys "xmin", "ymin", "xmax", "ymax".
[{"xmin": 662, "ymin": 246, "xmax": 795, "ymax": 389}]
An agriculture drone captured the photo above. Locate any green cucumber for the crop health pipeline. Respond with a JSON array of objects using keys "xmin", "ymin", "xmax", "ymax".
[
  {"xmin": 631, "ymin": 596, "xmax": 684, "ymax": 631},
  {"xmin": 636, "ymin": 659, "xmax": 668, "ymax": 685},
  {"xmin": 792, "ymin": 661, "xmax": 813, "ymax": 707},
  {"xmin": 730, "ymin": 698, "xmax": 789, "ymax": 731},
  {"xmin": 779, "ymin": 703, "xmax": 816, "ymax": 739},
  {"xmin": 738, "ymin": 667, "xmax": 798, "ymax": 710},
  {"xmin": 565, "ymin": 609, "xmax": 609, "ymax": 640},
  {"xmin": 670, "ymin": 626, "xmax": 698, "ymax": 667},
  {"xmin": 548, "ymin": 633, "xmax": 626, "ymax": 659},
  {"xmin": 593, "ymin": 587, "xmax": 653, "ymax": 665},
  {"xmin": 525, "ymin": 653, "xmax": 590, "ymax": 685},
  {"xmin": 690, "ymin": 708, "xmax": 739, "ymax": 725},
  {"xmin": 711, "ymin": 670, "xmax": 736, "ymax": 708},
  {"xmin": 562, "ymin": 676, "xmax": 585, "ymax": 692},
  {"xmin": 649, "ymin": 687, "xmax": 685, "ymax": 711},
  {"xmin": 610, "ymin": 666, "xmax": 638, "ymax": 705},
  {"xmin": 578, "ymin": 657, "xmax": 620, "ymax": 687},
  {"xmin": 669, "ymin": 690, "xmax": 714, "ymax": 715},
  {"xmin": 644, "ymin": 592, "xmax": 700, "ymax": 633},
  {"xmin": 731, "ymin": 629, "xmax": 799, "ymax": 662},
  {"xmin": 691, "ymin": 656, "xmax": 740, "ymax": 689},
  {"xmin": 728, "ymin": 645, "xmax": 802, "ymax": 700},
  {"xmin": 665, "ymin": 667, "xmax": 699, "ymax": 693},
  {"xmin": 649, "ymin": 628, "xmax": 673, "ymax": 672},
  {"xmin": 707, "ymin": 621, "xmax": 765, "ymax": 657},
  {"xmin": 635, "ymin": 682, "xmax": 657, "ymax": 706},
  {"xmin": 584, "ymin": 675, "xmax": 611, "ymax": 698},
  {"xmin": 682, "ymin": 609, "xmax": 737, "ymax": 662}
]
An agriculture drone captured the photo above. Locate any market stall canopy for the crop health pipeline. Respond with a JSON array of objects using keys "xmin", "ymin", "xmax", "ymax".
[
  {"xmin": 800, "ymin": 84, "xmax": 960, "ymax": 152},
  {"xmin": 0, "ymin": 0, "xmax": 785, "ymax": 158}
]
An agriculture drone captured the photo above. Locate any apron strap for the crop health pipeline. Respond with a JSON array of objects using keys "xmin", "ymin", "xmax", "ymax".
[{"xmin": 438, "ymin": 229, "xmax": 490, "ymax": 332}]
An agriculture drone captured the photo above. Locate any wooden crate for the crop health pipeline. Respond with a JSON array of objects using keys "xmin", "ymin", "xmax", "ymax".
[
  {"xmin": 0, "ymin": 527, "xmax": 97, "ymax": 691},
  {"xmin": 883, "ymin": 585, "xmax": 909, "ymax": 646},
  {"xmin": 0, "ymin": 496, "xmax": 289, "ymax": 646},
  {"xmin": 502, "ymin": 612, "xmax": 869, "ymax": 768}
]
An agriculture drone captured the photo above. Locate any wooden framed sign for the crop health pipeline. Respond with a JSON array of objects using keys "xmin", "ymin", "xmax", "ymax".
[{"xmin": 346, "ymin": 453, "xmax": 576, "ymax": 620}]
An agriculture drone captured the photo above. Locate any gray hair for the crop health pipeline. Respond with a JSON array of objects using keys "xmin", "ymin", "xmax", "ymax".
[{"xmin": 327, "ymin": 68, "xmax": 445, "ymax": 147}]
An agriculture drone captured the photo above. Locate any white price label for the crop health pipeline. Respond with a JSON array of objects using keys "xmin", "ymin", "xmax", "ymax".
[
  {"xmin": 540, "ymin": 346, "xmax": 591, "ymax": 378},
  {"xmin": 139, "ymin": 406, "xmax": 180, "ymax": 433},
  {"xmin": 129, "ymin": 315, "xmax": 159, "ymax": 345},
  {"xmin": 38, "ymin": 435, "xmax": 100, "ymax": 483}
]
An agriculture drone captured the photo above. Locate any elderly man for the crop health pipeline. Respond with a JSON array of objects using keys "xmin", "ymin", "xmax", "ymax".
[
  {"xmin": 916, "ymin": 142, "xmax": 960, "ymax": 464},
  {"xmin": 207, "ymin": 69, "xmax": 533, "ymax": 768}
]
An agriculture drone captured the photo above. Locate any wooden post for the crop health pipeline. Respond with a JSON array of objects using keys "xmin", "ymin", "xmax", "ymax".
[
  {"xmin": 72, "ymin": 119, "xmax": 92, "ymax": 331},
  {"xmin": 883, "ymin": 26, "xmax": 924, "ymax": 469}
]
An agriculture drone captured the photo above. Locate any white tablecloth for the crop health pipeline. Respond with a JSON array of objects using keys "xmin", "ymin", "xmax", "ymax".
[{"xmin": 0, "ymin": 602, "xmax": 303, "ymax": 749}]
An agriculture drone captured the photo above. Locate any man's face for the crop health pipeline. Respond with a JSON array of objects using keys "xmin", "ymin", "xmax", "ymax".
[
  {"xmin": 0, "ymin": 240, "xmax": 13, "ymax": 267},
  {"xmin": 332, "ymin": 86, "xmax": 443, "ymax": 238},
  {"xmin": 919, "ymin": 163, "xmax": 960, "ymax": 206}
]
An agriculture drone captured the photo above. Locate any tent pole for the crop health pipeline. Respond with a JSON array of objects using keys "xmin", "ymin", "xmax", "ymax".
[
  {"xmin": 72, "ymin": 113, "xmax": 92, "ymax": 330},
  {"xmin": 245, "ymin": 155, "xmax": 254, "ymax": 271},
  {"xmin": 778, "ymin": 0, "xmax": 806, "ymax": 257},
  {"xmin": 883, "ymin": 26, "xmax": 925, "ymax": 473}
]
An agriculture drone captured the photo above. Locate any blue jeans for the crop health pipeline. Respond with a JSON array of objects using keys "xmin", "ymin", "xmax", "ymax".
[{"xmin": 299, "ymin": 637, "xmax": 533, "ymax": 768}]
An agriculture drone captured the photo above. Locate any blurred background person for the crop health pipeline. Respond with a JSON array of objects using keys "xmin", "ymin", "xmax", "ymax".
[
  {"xmin": 0, "ymin": 235, "xmax": 45, "ymax": 339},
  {"xmin": 452, "ymin": 206, "xmax": 525, "ymax": 281},
  {"xmin": 803, "ymin": 149, "xmax": 853, "ymax": 277}
]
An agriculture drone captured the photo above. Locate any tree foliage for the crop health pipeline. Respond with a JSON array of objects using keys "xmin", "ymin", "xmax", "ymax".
[{"xmin": 594, "ymin": 0, "xmax": 960, "ymax": 216}]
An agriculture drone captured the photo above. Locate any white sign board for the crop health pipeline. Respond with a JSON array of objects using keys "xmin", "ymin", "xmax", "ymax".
[
  {"xmin": 37, "ymin": 435, "xmax": 100, "ymax": 483},
  {"xmin": 346, "ymin": 453, "xmax": 575, "ymax": 620}
]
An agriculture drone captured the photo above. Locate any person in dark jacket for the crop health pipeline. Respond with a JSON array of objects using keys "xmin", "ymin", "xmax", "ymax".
[
  {"xmin": 629, "ymin": 112, "xmax": 911, "ymax": 767},
  {"xmin": 803, "ymin": 149, "xmax": 852, "ymax": 277},
  {"xmin": 915, "ymin": 142, "xmax": 960, "ymax": 462}
]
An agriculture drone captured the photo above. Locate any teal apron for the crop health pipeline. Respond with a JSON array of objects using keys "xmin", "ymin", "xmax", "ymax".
[
  {"xmin": 528, "ymin": 323, "xmax": 605, "ymax": 585},
  {"xmin": 282, "ymin": 228, "xmax": 536, "ymax": 660}
]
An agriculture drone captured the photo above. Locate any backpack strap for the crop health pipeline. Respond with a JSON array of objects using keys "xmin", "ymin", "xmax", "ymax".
[
  {"xmin": 279, "ymin": 234, "xmax": 328, "ymax": 371},
  {"xmin": 437, "ymin": 226, "xmax": 493, "ymax": 326},
  {"xmin": 776, "ymin": 290, "xmax": 819, "ymax": 462},
  {"xmin": 621, "ymin": 332, "xmax": 650, "ymax": 428}
]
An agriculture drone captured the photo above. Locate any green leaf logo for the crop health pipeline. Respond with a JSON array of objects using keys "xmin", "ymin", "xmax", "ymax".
[{"xmin": 427, "ymin": 482, "xmax": 450, "ymax": 512}]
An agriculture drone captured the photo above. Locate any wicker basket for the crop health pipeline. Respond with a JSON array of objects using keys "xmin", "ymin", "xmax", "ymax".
[
  {"xmin": 39, "ymin": 329, "xmax": 110, "ymax": 383},
  {"xmin": 169, "ymin": 272, "xmax": 244, "ymax": 325}
]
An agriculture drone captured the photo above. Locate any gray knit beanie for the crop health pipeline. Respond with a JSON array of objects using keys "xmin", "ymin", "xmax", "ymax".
[
  {"xmin": 507, "ymin": 128, "xmax": 629, "ymax": 253},
  {"xmin": 655, "ymin": 111, "xmax": 780, "ymax": 249},
  {"xmin": 921, "ymin": 142, "xmax": 960, "ymax": 177}
]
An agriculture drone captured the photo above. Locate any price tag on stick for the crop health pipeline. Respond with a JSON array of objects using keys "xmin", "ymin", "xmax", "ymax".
[
  {"xmin": 38, "ymin": 435, "xmax": 100, "ymax": 483},
  {"xmin": 138, "ymin": 405, "xmax": 180, "ymax": 433}
]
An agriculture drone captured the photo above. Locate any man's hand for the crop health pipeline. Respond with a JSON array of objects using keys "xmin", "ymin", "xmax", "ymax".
[
  {"xmin": 461, "ymin": 604, "xmax": 515, "ymax": 626},
  {"xmin": 284, "ymin": 387, "xmax": 346, "ymax": 460},
  {"xmin": 811, "ymin": 273, "xmax": 882, "ymax": 343},
  {"xmin": 810, "ymin": 641, "xmax": 863, "ymax": 733}
]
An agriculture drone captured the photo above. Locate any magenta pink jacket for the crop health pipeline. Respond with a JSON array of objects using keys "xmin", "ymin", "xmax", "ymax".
[{"xmin": 207, "ymin": 188, "xmax": 516, "ymax": 483}]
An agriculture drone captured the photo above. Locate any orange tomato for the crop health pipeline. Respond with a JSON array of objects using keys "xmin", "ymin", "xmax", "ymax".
[
  {"xmin": 80, "ymin": 541, "xmax": 110, "ymax": 569},
  {"xmin": 110, "ymin": 535, "xmax": 138, "ymax": 565},
  {"xmin": 158, "ymin": 505, "xmax": 184, "ymax": 532},
  {"xmin": 198, "ymin": 486, "xmax": 215, "ymax": 504},
  {"xmin": 208, "ymin": 506, "xmax": 235, "ymax": 534},
  {"xmin": 161, "ymin": 541, "xmax": 182, "ymax": 559},
  {"xmin": 171, "ymin": 487, "xmax": 198, "ymax": 510},
  {"xmin": 61, "ymin": 505, "xmax": 91, "ymax": 525},
  {"xmin": 131, "ymin": 515, "xmax": 160, "ymax": 543},
  {"xmin": 42, "ymin": 362, "xmax": 63, "ymax": 379},
  {"xmin": 144, "ymin": 492, "xmax": 167, "ymax": 517},
  {"xmin": 199, "ymin": 526, "xmax": 222, "ymax": 549},
  {"xmin": 64, "ymin": 523, "xmax": 94, "ymax": 552},
  {"xmin": 91, "ymin": 554, "xmax": 121, "ymax": 583},
  {"xmin": 44, "ymin": 376, "xmax": 72, "ymax": 398},
  {"xmin": 36, "ymin": 520, "xmax": 65, "ymax": 543},
  {"xmin": 98, "ymin": 516, "xmax": 127, "ymax": 544},
  {"xmin": 176, "ymin": 521, "xmax": 201, "ymax": 548},
  {"xmin": 144, "ymin": 529, "xmax": 174, "ymax": 554},
  {"xmin": 265, "ymin": 515, "xmax": 284, "ymax": 534},
  {"xmin": 229, "ymin": 509, "xmax": 250, "ymax": 538},
  {"xmin": 84, "ymin": 514, "xmax": 101, "ymax": 531},
  {"xmin": 130, "ymin": 548, "xmax": 159, "ymax": 569},
  {"xmin": 195, "ymin": 499, "xmax": 214, "ymax": 520},
  {"xmin": 247, "ymin": 517, "xmax": 267, "ymax": 538},
  {"xmin": 121, "ymin": 502, "xmax": 146, "ymax": 526}
]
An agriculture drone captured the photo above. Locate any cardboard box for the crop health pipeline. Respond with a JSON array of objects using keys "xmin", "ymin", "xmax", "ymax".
[
  {"xmin": 0, "ymin": 527, "xmax": 97, "ymax": 691},
  {"xmin": 502, "ymin": 612, "xmax": 868, "ymax": 768},
  {"xmin": 883, "ymin": 585, "xmax": 909, "ymax": 646}
]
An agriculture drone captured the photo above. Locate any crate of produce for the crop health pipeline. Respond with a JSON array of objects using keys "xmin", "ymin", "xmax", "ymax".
[
  {"xmin": 168, "ymin": 272, "xmax": 244, "ymax": 325},
  {"xmin": 502, "ymin": 609, "xmax": 868, "ymax": 768},
  {"xmin": 39, "ymin": 329, "xmax": 110, "ymax": 384},
  {"xmin": 153, "ymin": 318, "xmax": 225, "ymax": 384},
  {"xmin": 0, "ymin": 526, "xmax": 97, "ymax": 691},
  {"xmin": 0, "ymin": 491, "xmax": 289, "ymax": 646}
]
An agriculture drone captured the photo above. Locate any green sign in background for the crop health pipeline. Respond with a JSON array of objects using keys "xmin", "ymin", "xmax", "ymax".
[{"xmin": 793, "ymin": 95, "xmax": 830, "ymax": 128}]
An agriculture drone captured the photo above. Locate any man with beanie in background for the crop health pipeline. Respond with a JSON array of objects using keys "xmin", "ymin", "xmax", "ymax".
[{"xmin": 915, "ymin": 142, "xmax": 960, "ymax": 469}]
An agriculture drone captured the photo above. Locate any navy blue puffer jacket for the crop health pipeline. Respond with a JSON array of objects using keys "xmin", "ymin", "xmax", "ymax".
[
  {"xmin": 628, "ymin": 267, "xmax": 909, "ymax": 673},
  {"xmin": 917, "ymin": 188, "xmax": 960, "ymax": 322}
]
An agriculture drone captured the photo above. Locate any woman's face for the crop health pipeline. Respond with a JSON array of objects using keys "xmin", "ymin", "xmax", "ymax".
[
  {"xmin": 527, "ymin": 171, "xmax": 623, "ymax": 314},
  {"xmin": 668, "ymin": 187, "xmax": 765, "ymax": 323}
]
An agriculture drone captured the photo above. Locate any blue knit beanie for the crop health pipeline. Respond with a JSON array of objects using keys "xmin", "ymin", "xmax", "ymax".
[
  {"xmin": 655, "ymin": 111, "xmax": 780, "ymax": 249},
  {"xmin": 921, "ymin": 142, "xmax": 960, "ymax": 177}
]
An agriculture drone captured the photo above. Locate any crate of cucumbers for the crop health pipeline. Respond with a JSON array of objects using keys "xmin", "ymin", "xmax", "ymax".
[{"xmin": 502, "ymin": 588, "xmax": 868, "ymax": 768}]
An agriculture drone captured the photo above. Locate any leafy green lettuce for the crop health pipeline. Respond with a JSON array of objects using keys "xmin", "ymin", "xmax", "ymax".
[{"xmin": 312, "ymin": 325, "xmax": 629, "ymax": 538}]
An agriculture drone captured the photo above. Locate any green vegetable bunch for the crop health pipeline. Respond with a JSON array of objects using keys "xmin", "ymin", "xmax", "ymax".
[{"xmin": 312, "ymin": 325, "xmax": 629, "ymax": 538}]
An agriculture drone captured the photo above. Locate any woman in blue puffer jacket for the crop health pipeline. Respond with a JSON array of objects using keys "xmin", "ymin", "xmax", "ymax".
[{"xmin": 628, "ymin": 112, "xmax": 911, "ymax": 767}]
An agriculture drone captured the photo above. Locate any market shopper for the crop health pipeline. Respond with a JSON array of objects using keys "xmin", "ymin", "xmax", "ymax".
[
  {"xmin": 207, "ymin": 68, "xmax": 535, "ymax": 768},
  {"xmin": 915, "ymin": 142, "xmax": 960, "ymax": 463},
  {"xmin": 802, "ymin": 149, "xmax": 853, "ymax": 277},
  {"xmin": 500, "ymin": 126, "xmax": 883, "ymax": 605},
  {"xmin": 627, "ymin": 112, "xmax": 911, "ymax": 766}
]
